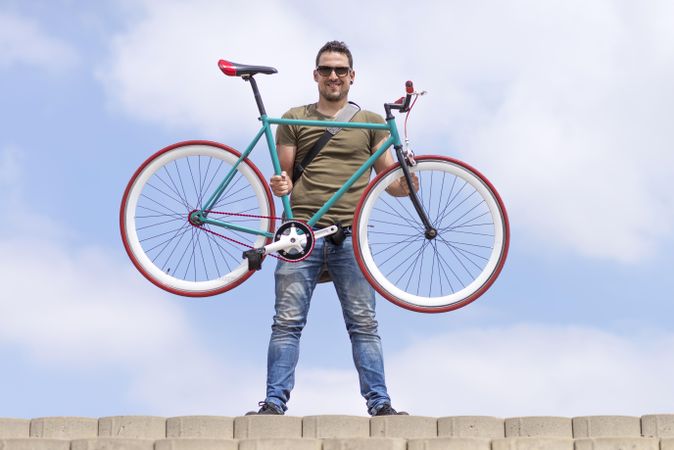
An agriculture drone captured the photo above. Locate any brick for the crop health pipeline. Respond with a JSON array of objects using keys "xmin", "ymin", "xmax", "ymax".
[
  {"xmin": 29, "ymin": 416, "xmax": 98, "ymax": 439},
  {"xmin": 71, "ymin": 438, "xmax": 155, "ymax": 450},
  {"xmin": 370, "ymin": 416, "xmax": 437, "ymax": 438},
  {"xmin": 505, "ymin": 417, "xmax": 572, "ymax": 437},
  {"xmin": 322, "ymin": 437, "xmax": 407, "ymax": 450},
  {"xmin": 574, "ymin": 437, "xmax": 659, "ymax": 450},
  {"xmin": 0, "ymin": 419, "xmax": 29, "ymax": 438},
  {"xmin": 234, "ymin": 416, "xmax": 302, "ymax": 439},
  {"xmin": 155, "ymin": 439, "xmax": 239, "ymax": 450},
  {"xmin": 572, "ymin": 416, "xmax": 640, "ymax": 438},
  {"xmin": 491, "ymin": 437, "xmax": 573, "ymax": 450},
  {"xmin": 661, "ymin": 438, "xmax": 674, "ymax": 450},
  {"xmin": 0, "ymin": 439, "xmax": 70, "ymax": 450},
  {"xmin": 438, "ymin": 416, "xmax": 504, "ymax": 438},
  {"xmin": 166, "ymin": 416, "xmax": 233, "ymax": 438},
  {"xmin": 98, "ymin": 416, "xmax": 166, "ymax": 439},
  {"xmin": 407, "ymin": 437, "xmax": 491, "ymax": 450},
  {"xmin": 641, "ymin": 414, "xmax": 674, "ymax": 437},
  {"xmin": 302, "ymin": 415, "xmax": 369, "ymax": 438},
  {"xmin": 238, "ymin": 438, "xmax": 321, "ymax": 450}
]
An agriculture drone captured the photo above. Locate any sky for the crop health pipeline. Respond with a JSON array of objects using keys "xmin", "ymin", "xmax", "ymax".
[{"xmin": 1, "ymin": 0, "xmax": 673, "ymax": 418}]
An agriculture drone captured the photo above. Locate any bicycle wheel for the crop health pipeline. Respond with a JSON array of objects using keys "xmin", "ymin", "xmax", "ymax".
[
  {"xmin": 353, "ymin": 155, "xmax": 509, "ymax": 313},
  {"xmin": 120, "ymin": 140, "xmax": 275, "ymax": 296}
]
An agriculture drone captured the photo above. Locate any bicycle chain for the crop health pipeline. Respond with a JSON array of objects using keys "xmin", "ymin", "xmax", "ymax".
[{"xmin": 192, "ymin": 210, "xmax": 308, "ymax": 263}]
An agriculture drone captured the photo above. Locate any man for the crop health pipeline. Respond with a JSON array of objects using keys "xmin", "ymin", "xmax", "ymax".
[{"xmin": 248, "ymin": 41, "xmax": 412, "ymax": 416}]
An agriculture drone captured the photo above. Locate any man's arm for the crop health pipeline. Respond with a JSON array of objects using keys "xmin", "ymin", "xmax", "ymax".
[
  {"xmin": 372, "ymin": 137, "xmax": 418, "ymax": 197},
  {"xmin": 269, "ymin": 144, "xmax": 296, "ymax": 196}
]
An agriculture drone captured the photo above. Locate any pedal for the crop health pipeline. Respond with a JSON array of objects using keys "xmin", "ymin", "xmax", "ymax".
[{"xmin": 242, "ymin": 248, "xmax": 265, "ymax": 271}]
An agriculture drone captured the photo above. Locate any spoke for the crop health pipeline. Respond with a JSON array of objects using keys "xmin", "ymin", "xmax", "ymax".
[
  {"xmin": 135, "ymin": 211, "xmax": 184, "ymax": 220},
  {"xmin": 437, "ymin": 236, "xmax": 489, "ymax": 269},
  {"xmin": 390, "ymin": 239, "xmax": 427, "ymax": 289},
  {"xmin": 378, "ymin": 236, "xmax": 426, "ymax": 272},
  {"xmin": 186, "ymin": 157, "xmax": 201, "ymax": 211},
  {"xmin": 435, "ymin": 171, "xmax": 447, "ymax": 227},
  {"xmin": 140, "ymin": 223, "xmax": 190, "ymax": 246},
  {"xmin": 196, "ymin": 229, "xmax": 209, "ymax": 280},
  {"xmin": 434, "ymin": 242, "xmax": 462, "ymax": 291},
  {"xmin": 212, "ymin": 175, "xmax": 244, "ymax": 209},
  {"xmin": 172, "ymin": 227, "xmax": 195, "ymax": 280},
  {"xmin": 436, "ymin": 189, "xmax": 478, "ymax": 229},
  {"xmin": 156, "ymin": 225, "xmax": 192, "ymax": 272},
  {"xmin": 149, "ymin": 175, "xmax": 189, "ymax": 211},
  {"xmin": 203, "ymin": 229, "xmax": 234, "ymax": 273},
  {"xmin": 402, "ymin": 241, "xmax": 425, "ymax": 293},
  {"xmin": 428, "ymin": 237, "xmax": 436, "ymax": 297},
  {"xmin": 367, "ymin": 218, "xmax": 416, "ymax": 229},
  {"xmin": 372, "ymin": 205, "xmax": 422, "ymax": 231},
  {"xmin": 431, "ymin": 239, "xmax": 453, "ymax": 294},
  {"xmin": 140, "ymin": 193, "xmax": 185, "ymax": 217},
  {"xmin": 437, "ymin": 237, "xmax": 484, "ymax": 276},
  {"xmin": 173, "ymin": 159, "xmax": 192, "ymax": 212},
  {"xmin": 383, "ymin": 192, "xmax": 421, "ymax": 227},
  {"xmin": 368, "ymin": 230, "xmax": 423, "ymax": 239},
  {"xmin": 371, "ymin": 234, "xmax": 419, "ymax": 257},
  {"xmin": 136, "ymin": 216, "xmax": 185, "ymax": 232},
  {"xmin": 445, "ymin": 199, "xmax": 486, "ymax": 230},
  {"xmin": 441, "ymin": 211, "xmax": 491, "ymax": 232},
  {"xmin": 201, "ymin": 159, "xmax": 226, "ymax": 207},
  {"xmin": 160, "ymin": 165, "xmax": 190, "ymax": 210}
]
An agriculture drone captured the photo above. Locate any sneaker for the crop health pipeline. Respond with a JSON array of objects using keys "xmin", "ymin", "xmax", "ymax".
[
  {"xmin": 372, "ymin": 403, "xmax": 409, "ymax": 416},
  {"xmin": 245, "ymin": 401, "xmax": 284, "ymax": 416}
]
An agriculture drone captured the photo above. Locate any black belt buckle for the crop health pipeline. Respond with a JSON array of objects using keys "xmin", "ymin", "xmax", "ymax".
[{"xmin": 325, "ymin": 222, "xmax": 348, "ymax": 246}]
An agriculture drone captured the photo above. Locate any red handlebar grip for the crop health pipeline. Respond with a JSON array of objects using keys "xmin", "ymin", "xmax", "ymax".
[{"xmin": 405, "ymin": 80, "xmax": 414, "ymax": 94}]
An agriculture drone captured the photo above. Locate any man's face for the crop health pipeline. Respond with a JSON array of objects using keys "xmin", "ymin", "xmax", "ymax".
[{"xmin": 313, "ymin": 51, "xmax": 354, "ymax": 103}]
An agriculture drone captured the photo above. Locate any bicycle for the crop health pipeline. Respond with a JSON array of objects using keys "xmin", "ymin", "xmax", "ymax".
[{"xmin": 120, "ymin": 59, "xmax": 510, "ymax": 313}]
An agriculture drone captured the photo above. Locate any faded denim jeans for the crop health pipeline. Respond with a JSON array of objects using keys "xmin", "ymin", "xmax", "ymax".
[{"xmin": 265, "ymin": 234, "xmax": 391, "ymax": 414}]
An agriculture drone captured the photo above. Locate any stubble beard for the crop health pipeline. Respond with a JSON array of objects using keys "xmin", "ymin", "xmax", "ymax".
[{"xmin": 320, "ymin": 81, "xmax": 349, "ymax": 103}]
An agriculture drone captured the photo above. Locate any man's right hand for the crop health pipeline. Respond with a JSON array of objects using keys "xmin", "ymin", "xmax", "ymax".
[{"xmin": 270, "ymin": 171, "xmax": 293, "ymax": 196}]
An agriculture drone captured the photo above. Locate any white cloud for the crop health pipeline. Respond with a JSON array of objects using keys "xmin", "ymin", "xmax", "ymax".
[
  {"xmin": 2, "ymin": 146, "xmax": 672, "ymax": 416},
  {"xmin": 0, "ymin": 146, "xmax": 260, "ymax": 415},
  {"xmin": 0, "ymin": 11, "xmax": 77, "ymax": 71},
  {"xmin": 97, "ymin": 0, "xmax": 318, "ymax": 136},
  {"xmin": 289, "ymin": 324, "xmax": 674, "ymax": 417},
  {"xmin": 100, "ymin": 0, "xmax": 674, "ymax": 263}
]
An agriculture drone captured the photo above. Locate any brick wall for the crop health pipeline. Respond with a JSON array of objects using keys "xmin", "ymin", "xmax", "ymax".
[{"xmin": 2, "ymin": 414, "xmax": 674, "ymax": 449}]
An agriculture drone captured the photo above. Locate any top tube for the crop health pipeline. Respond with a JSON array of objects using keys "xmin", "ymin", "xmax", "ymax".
[{"xmin": 266, "ymin": 116, "xmax": 391, "ymax": 131}]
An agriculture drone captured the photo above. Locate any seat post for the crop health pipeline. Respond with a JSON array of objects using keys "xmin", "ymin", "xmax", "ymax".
[{"xmin": 245, "ymin": 76, "xmax": 267, "ymax": 117}]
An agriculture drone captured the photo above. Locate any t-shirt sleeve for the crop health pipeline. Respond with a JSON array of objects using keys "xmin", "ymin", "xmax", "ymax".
[{"xmin": 275, "ymin": 110, "xmax": 298, "ymax": 146}]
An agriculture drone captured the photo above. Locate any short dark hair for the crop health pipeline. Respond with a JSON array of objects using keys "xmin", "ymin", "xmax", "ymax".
[{"xmin": 316, "ymin": 41, "xmax": 353, "ymax": 69}]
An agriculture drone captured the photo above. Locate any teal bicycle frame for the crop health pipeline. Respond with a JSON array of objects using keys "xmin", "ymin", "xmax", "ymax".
[{"xmin": 195, "ymin": 114, "xmax": 402, "ymax": 239}]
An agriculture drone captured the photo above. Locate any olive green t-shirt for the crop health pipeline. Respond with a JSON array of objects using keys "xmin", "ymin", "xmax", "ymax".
[{"xmin": 276, "ymin": 103, "xmax": 389, "ymax": 227}]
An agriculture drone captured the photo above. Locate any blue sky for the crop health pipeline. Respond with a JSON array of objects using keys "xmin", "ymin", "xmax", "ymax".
[{"xmin": 1, "ymin": 0, "xmax": 674, "ymax": 418}]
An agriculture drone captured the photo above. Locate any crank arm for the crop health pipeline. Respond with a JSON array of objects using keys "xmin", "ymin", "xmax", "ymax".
[
  {"xmin": 243, "ymin": 224, "xmax": 338, "ymax": 262},
  {"xmin": 261, "ymin": 234, "xmax": 307, "ymax": 255},
  {"xmin": 313, "ymin": 225, "xmax": 338, "ymax": 240}
]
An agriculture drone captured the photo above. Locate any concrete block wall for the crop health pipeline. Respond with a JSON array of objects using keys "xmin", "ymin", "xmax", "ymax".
[{"xmin": 1, "ymin": 414, "xmax": 673, "ymax": 449}]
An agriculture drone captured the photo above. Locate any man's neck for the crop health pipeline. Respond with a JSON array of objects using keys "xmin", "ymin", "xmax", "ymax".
[{"xmin": 316, "ymin": 98, "xmax": 348, "ymax": 117}]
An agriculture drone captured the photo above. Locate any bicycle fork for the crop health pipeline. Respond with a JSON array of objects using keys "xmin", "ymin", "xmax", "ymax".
[{"xmin": 394, "ymin": 144, "xmax": 437, "ymax": 240}]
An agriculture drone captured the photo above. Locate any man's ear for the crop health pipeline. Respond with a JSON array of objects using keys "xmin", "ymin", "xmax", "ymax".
[{"xmin": 313, "ymin": 70, "xmax": 319, "ymax": 82}]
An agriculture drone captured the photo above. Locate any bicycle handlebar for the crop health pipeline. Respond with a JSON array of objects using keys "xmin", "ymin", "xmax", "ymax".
[{"xmin": 385, "ymin": 81, "xmax": 415, "ymax": 118}]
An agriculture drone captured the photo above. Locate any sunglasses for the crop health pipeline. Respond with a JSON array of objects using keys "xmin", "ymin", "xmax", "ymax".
[{"xmin": 316, "ymin": 66, "xmax": 351, "ymax": 77}]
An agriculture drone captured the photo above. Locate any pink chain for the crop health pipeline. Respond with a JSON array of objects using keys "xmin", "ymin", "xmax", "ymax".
[{"xmin": 193, "ymin": 210, "xmax": 308, "ymax": 263}]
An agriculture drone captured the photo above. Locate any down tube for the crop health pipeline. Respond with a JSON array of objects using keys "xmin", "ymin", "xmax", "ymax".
[{"xmin": 307, "ymin": 135, "xmax": 396, "ymax": 227}]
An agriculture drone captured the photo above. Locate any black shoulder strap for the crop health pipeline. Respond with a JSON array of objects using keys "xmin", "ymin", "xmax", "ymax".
[{"xmin": 292, "ymin": 102, "xmax": 360, "ymax": 184}]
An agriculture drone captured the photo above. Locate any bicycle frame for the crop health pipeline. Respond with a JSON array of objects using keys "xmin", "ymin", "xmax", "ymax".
[{"xmin": 196, "ymin": 114, "xmax": 402, "ymax": 238}]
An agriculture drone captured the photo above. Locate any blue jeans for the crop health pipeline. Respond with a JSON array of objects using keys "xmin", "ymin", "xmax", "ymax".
[{"xmin": 265, "ymin": 234, "xmax": 391, "ymax": 415}]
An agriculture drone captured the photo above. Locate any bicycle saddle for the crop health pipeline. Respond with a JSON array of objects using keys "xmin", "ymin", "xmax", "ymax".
[{"xmin": 218, "ymin": 60, "xmax": 278, "ymax": 77}]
